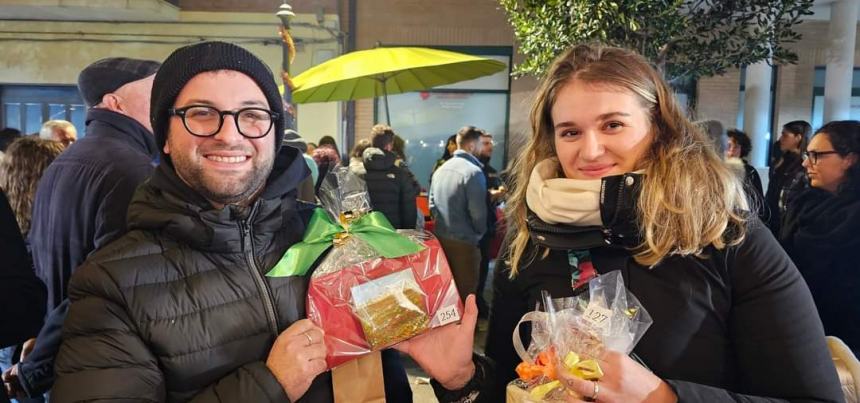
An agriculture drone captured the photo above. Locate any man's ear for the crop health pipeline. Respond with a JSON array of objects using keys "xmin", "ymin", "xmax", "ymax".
[
  {"xmin": 100, "ymin": 93, "xmax": 121, "ymax": 112},
  {"xmin": 163, "ymin": 137, "xmax": 171, "ymax": 155},
  {"xmin": 843, "ymin": 152, "xmax": 857, "ymax": 169}
]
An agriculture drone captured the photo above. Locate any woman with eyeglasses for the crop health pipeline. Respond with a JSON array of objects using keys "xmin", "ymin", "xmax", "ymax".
[{"xmin": 780, "ymin": 120, "xmax": 860, "ymax": 354}]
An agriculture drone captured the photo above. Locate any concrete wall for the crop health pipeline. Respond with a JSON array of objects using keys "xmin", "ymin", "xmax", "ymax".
[{"xmin": 0, "ymin": 10, "xmax": 341, "ymax": 145}]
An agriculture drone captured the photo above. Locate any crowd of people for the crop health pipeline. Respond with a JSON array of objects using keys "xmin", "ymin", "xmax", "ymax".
[{"xmin": 0, "ymin": 40, "xmax": 857, "ymax": 403}]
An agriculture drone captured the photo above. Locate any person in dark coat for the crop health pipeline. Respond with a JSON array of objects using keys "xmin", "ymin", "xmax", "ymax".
[
  {"xmin": 476, "ymin": 131, "xmax": 503, "ymax": 317},
  {"xmin": 4, "ymin": 57, "xmax": 160, "ymax": 400},
  {"xmin": 363, "ymin": 124, "xmax": 419, "ymax": 229},
  {"xmin": 765, "ymin": 120, "xmax": 811, "ymax": 235},
  {"xmin": 479, "ymin": 44, "xmax": 841, "ymax": 402},
  {"xmin": 726, "ymin": 128, "xmax": 765, "ymax": 218},
  {"xmin": 0, "ymin": 190, "xmax": 46, "ymax": 403},
  {"xmin": 432, "ymin": 134, "xmax": 457, "ymax": 177},
  {"xmin": 312, "ymin": 144, "xmax": 341, "ymax": 194},
  {"xmin": 780, "ymin": 120, "xmax": 860, "ymax": 354},
  {"xmin": 0, "ymin": 190, "xmax": 45, "ymax": 350}
]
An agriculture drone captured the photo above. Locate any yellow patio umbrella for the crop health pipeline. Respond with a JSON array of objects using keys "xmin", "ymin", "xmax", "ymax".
[{"xmin": 290, "ymin": 47, "xmax": 507, "ymax": 124}]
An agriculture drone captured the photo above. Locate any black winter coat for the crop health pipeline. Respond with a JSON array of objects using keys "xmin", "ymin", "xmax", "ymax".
[
  {"xmin": 29, "ymin": 108, "xmax": 158, "ymax": 310},
  {"xmin": 486, "ymin": 173, "xmax": 843, "ymax": 402},
  {"xmin": 780, "ymin": 188, "xmax": 860, "ymax": 354},
  {"xmin": 363, "ymin": 148, "xmax": 419, "ymax": 229},
  {"xmin": 19, "ymin": 109, "xmax": 158, "ymax": 396},
  {"xmin": 53, "ymin": 148, "xmax": 335, "ymax": 402},
  {"xmin": 765, "ymin": 152, "xmax": 806, "ymax": 235},
  {"xmin": 0, "ymin": 190, "xmax": 45, "ymax": 348}
]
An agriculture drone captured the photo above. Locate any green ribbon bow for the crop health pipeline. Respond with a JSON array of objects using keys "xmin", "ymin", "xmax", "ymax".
[{"xmin": 266, "ymin": 207, "xmax": 425, "ymax": 277}]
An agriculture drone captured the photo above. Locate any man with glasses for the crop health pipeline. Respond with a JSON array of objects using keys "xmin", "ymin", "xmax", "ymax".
[{"xmin": 49, "ymin": 42, "xmax": 338, "ymax": 402}]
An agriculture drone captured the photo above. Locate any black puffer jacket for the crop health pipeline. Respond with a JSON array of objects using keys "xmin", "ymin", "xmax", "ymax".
[
  {"xmin": 486, "ymin": 173, "xmax": 843, "ymax": 402},
  {"xmin": 363, "ymin": 148, "xmax": 419, "ymax": 229},
  {"xmin": 781, "ymin": 188, "xmax": 860, "ymax": 354},
  {"xmin": 53, "ymin": 147, "xmax": 334, "ymax": 402}
]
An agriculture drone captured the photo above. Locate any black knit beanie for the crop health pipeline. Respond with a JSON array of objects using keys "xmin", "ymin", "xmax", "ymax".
[{"xmin": 150, "ymin": 41, "xmax": 285, "ymax": 164}]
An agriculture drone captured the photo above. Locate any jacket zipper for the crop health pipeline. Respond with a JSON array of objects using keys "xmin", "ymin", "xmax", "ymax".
[{"xmin": 240, "ymin": 202, "xmax": 280, "ymax": 338}]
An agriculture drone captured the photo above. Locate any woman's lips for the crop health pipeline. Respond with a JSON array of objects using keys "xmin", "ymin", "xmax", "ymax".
[{"xmin": 577, "ymin": 164, "xmax": 615, "ymax": 178}]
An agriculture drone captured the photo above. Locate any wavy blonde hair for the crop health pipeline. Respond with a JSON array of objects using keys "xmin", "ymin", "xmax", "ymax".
[
  {"xmin": 506, "ymin": 44, "xmax": 749, "ymax": 275},
  {"xmin": 0, "ymin": 137, "xmax": 64, "ymax": 235}
]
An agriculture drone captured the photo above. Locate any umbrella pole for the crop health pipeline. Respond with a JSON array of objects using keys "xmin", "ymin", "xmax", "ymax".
[{"xmin": 383, "ymin": 81, "xmax": 391, "ymax": 125}]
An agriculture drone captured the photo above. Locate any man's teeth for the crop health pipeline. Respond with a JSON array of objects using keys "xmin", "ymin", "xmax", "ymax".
[{"xmin": 207, "ymin": 155, "xmax": 247, "ymax": 163}]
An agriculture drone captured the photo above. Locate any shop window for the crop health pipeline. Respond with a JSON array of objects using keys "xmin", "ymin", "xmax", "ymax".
[
  {"xmin": 374, "ymin": 48, "xmax": 512, "ymax": 190},
  {"xmin": 0, "ymin": 85, "xmax": 86, "ymax": 137}
]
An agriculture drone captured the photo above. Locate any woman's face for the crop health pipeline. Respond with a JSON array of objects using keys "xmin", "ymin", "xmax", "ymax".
[
  {"xmin": 446, "ymin": 139, "xmax": 457, "ymax": 154},
  {"xmin": 779, "ymin": 129, "xmax": 802, "ymax": 153},
  {"xmin": 803, "ymin": 133, "xmax": 856, "ymax": 194},
  {"xmin": 726, "ymin": 137, "xmax": 742, "ymax": 159},
  {"xmin": 550, "ymin": 79, "xmax": 653, "ymax": 179}
]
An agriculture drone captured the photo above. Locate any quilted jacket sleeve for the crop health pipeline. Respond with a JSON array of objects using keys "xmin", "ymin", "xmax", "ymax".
[
  {"xmin": 53, "ymin": 262, "xmax": 166, "ymax": 402},
  {"xmin": 52, "ymin": 262, "xmax": 289, "ymax": 403},
  {"xmin": 665, "ymin": 224, "xmax": 843, "ymax": 403}
]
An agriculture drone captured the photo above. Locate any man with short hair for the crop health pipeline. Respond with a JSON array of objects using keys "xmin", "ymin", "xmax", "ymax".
[
  {"xmin": 363, "ymin": 124, "xmax": 419, "ymax": 229},
  {"xmin": 38, "ymin": 120, "xmax": 77, "ymax": 147},
  {"xmin": 49, "ymin": 40, "xmax": 332, "ymax": 402},
  {"xmin": 476, "ymin": 132, "xmax": 503, "ymax": 316},
  {"xmin": 48, "ymin": 41, "xmax": 485, "ymax": 402},
  {"xmin": 429, "ymin": 126, "xmax": 488, "ymax": 301},
  {"xmin": 2, "ymin": 57, "xmax": 160, "ymax": 399}
]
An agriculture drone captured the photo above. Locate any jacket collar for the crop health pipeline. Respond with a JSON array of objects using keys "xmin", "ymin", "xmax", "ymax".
[
  {"xmin": 453, "ymin": 149, "xmax": 483, "ymax": 168},
  {"xmin": 127, "ymin": 145, "xmax": 309, "ymax": 252},
  {"xmin": 789, "ymin": 188, "xmax": 860, "ymax": 251},
  {"xmin": 527, "ymin": 173, "xmax": 643, "ymax": 250},
  {"xmin": 85, "ymin": 108, "xmax": 158, "ymax": 158},
  {"xmin": 363, "ymin": 148, "xmax": 396, "ymax": 171}
]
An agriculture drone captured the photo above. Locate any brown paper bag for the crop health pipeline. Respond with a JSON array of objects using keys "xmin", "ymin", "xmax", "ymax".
[{"xmin": 332, "ymin": 351, "xmax": 386, "ymax": 403}]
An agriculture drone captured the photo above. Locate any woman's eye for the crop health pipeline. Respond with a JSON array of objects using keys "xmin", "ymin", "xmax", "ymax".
[
  {"xmin": 605, "ymin": 121, "xmax": 624, "ymax": 131},
  {"xmin": 559, "ymin": 130, "xmax": 579, "ymax": 138}
]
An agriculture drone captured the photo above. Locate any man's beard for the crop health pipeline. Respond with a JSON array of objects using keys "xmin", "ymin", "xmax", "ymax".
[{"xmin": 169, "ymin": 143, "xmax": 274, "ymax": 206}]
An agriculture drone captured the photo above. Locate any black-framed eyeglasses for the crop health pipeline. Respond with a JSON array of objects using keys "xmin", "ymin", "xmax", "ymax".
[
  {"xmin": 169, "ymin": 105, "xmax": 279, "ymax": 139},
  {"xmin": 803, "ymin": 150, "xmax": 840, "ymax": 165}
]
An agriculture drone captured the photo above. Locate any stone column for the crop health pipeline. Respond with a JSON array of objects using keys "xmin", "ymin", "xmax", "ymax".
[
  {"xmin": 823, "ymin": 0, "xmax": 859, "ymax": 122},
  {"xmin": 743, "ymin": 61, "xmax": 773, "ymax": 167}
]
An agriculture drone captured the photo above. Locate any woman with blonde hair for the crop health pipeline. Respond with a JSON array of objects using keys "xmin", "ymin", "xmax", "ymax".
[
  {"xmin": 0, "ymin": 137, "xmax": 64, "ymax": 236},
  {"xmin": 472, "ymin": 44, "xmax": 843, "ymax": 402},
  {"xmin": 385, "ymin": 44, "xmax": 843, "ymax": 402}
]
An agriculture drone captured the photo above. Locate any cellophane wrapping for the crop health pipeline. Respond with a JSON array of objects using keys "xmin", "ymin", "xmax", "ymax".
[
  {"xmin": 307, "ymin": 167, "xmax": 463, "ymax": 369},
  {"xmin": 507, "ymin": 271, "xmax": 652, "ymax": 402}
]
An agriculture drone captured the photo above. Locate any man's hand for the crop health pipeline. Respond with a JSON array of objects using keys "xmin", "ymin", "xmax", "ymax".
[
  {"xmin": 19, "ymin": 338, "xmax": 36, "ymax": 362},
  {"xmin": 2, "ymin": 364, "xmax": 25, "ymax": 400},
  {"xmin": 266, "ymin": 319, "xmax": 327, "ymax": 401},
  {"xmin": 395, "ymin": 294, "xmax": 479, "ymax": 390}
]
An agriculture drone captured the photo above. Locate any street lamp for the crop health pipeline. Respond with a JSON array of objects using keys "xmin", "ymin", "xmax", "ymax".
[{"xmin": 277, "ymin": 2, "xmax": 296, "ymax": 130}]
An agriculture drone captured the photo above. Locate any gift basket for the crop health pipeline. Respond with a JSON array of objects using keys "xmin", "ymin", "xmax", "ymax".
[
  {"xmin": 267, "ymin": 167, "xmax": 463, "ymax": 369},
  {"xmin": 507, "ymin": 271, "xmax": 652, "ymax": 402}
]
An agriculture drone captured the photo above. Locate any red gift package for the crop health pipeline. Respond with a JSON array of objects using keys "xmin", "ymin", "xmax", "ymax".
[{"xmin": 307, "ymin": 229, "xmax": 463, "ymax": 369}]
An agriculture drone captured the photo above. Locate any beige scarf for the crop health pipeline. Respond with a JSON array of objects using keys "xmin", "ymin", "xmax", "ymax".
[{"xmin": 526, "ymin": 158, "xmax": 602, "ymax": 226}]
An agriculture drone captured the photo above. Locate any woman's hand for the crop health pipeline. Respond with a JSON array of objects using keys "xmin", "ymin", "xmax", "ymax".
[
  {"xmin": 395, "ymin": 294, "xmax": 479, "ymax": 390},
  {"xmin": 559, "ymin": 350, "xmax": 677, "ymax": 403}
]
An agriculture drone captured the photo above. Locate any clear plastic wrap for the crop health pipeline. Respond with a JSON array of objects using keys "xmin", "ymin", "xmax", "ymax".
[
  {"xmin": 507, "ymin": 271, "xmax": 653, "ymax": 402},
  {"xmin": 306, "ymin": 167, "xmax": 463, "ymax": 368}
]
